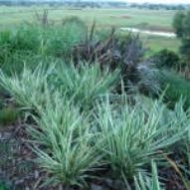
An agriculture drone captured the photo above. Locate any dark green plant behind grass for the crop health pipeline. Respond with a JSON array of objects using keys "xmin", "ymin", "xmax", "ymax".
[
  {"xmin": 0, "ymin": 107, "xmax": 18, "ymax": 127},
  {"xmin": 0, "ymin": 183, "xmax": 7, "ymax": 190},
  {"xmin": 0, "ymin": 18, "xmax": 86, "ymax": 75},
  {"xmin": 159, "ymin": 70, "xmax": 190, "ymax": 109}
]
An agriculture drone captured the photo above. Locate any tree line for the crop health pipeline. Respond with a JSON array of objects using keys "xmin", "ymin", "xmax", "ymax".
[{"xmin": 0, "ymin": 1, "xmax": 189, "ymax": 10}]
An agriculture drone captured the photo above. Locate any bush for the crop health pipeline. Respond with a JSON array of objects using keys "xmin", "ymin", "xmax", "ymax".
[
  {"xmin": 173, "ymin": 11, "xmax": 190, "ymax": 64},
  {"xmin": 30, "ymin": 94, "xmax": 102, "ymax": 187},
  {"xmin": 152, "ymin": 49, "xmax": 180, "ymax": 69},
  {"xmin": 0, "ymin": 25, "xmax": 41, "ymax": 54},
  {"xmin": 0, "ymin": 183, "xmax": 8, "ymax": 190},
  {"xmin": 45, "ymin": 17, "xmax": 86, "ymax": 57},
  {"xmin": 0, "ymin": 107, "xmax": 18, "ymax": 126},
  {"xmin": 158, "ymin": 70, "xmax": 190, "ymax": 109},
  {"xmin": 0, "ymin": 62, "xmax": 118, "ymax": 111},
  {"xmin": 0, "ymin": 18, "xmax": 87, "ymax": 74},
  {"xmin": 95, "ymin": 95, "xmax": 184, "ymax": 180}
]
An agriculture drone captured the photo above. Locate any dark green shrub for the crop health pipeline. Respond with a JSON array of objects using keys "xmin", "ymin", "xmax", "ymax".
[
  {"xmin": 0, "ymin": 30, "xmax": 12, "ymax": 46},
  {"xmin": 158, "ymin": 70, "xmax": 190, "ymax": 109},
  {"xmin": 0, "ymin": 107, "xmax": 18, "ymax": 126},
  {"xmin": 0, "ymin": 183, "xmax": 7, "ymax": 190},
  {"xmin": 0, "ymin": 30, "xmax": 13, "ymax": 64},
  {"xmin": 173, "ymin": 11, "xmax": 186, "ymax": 38},
  {"xmin": 173, "ymin": 11, "xmax": 190, "ymax": 64},
  {"xmin": 0, "ymin": 25, "xmax": 41, "ymax": 53},
  {"xmin": 0, "ymin": 24, "xmax": 42, "ymax": 70},
  {"xmin": 45, "ymin": 18, "xmax": 86, "ymax": 57},
  {"xmin": 180, "ymin": 38, "xmax": 190, "ymax": 64},
  {"xmin": 153, "ymin": 49, "xmax": 180, "ymax": 69},
  {"xmin": 12, "ymin": 25, "xmax": 41, "ymax": 52},
  {"xmin": 0, "ymin": 18, "xmax": 87, "ymax": 74},
  {"xmin": 0, "ymin": 17, "xmax": 86, "ymax": 62},
  {"xmin": 0, "ymin": 51, "xmax": 60, "ymax": 76}
]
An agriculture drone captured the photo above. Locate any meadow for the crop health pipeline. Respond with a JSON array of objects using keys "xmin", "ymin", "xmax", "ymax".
[
  {"xmin": 0, "ymin": 6, "xmax": 180, "ymax": 53},
  {"xmin": 0, "ymin": 6, "xmax": 189, "ymax": 190}
]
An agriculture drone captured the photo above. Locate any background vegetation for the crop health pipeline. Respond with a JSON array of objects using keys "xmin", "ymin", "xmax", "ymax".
[{"xmin": 0, "ymin": 6, "xmax": 180, "ymax": 54}]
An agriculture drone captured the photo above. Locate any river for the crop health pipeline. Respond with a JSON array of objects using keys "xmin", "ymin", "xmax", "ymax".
[{"xmin": 120, "ymin": 27, "xmax": 176, "ymax": 38}]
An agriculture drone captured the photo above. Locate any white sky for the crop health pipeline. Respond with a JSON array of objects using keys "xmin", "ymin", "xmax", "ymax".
[{"xmin": 121, "ymin": 0, "xmax": 190, "ymax": 4}]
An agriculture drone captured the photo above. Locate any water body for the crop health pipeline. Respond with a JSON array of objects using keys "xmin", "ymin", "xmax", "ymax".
[{"xmin": 120, "ymin": 27, "xmax": 176, "ymax": 38}]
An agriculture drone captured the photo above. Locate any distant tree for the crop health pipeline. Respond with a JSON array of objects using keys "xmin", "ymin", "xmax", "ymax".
[
  {"xmin": 177, "ymin": 5, "xmax": 185, "ymax": 10},
  {"xmin": 173, "ymin": 11, "xmax": 186, "ymax": 38},
  {"xmin": 173, "ymin": 11, "xmax": 190, "ymax": 63}
]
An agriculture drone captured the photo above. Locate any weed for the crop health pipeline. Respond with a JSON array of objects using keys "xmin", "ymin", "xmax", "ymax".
[{"xmin": 0, "ymin": 107, "xmax": 18, "ymax": 127}]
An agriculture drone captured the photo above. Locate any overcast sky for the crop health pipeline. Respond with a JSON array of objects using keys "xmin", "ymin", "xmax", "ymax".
[{"xmin": 121, "ymin": 0, "xmax": 190, "ymax": 4}]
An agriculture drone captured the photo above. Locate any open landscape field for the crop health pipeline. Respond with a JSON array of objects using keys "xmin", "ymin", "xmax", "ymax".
[
  {"xmin": 0, "ymin": 6, "xmax": 180, "ymax": 53},
  {"xmin": 0, "ymin": 6, "xmax": 176, "ymax": 30}
]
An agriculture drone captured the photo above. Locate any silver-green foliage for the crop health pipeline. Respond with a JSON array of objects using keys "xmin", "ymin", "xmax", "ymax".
[
  {"xmin": 29, "ymin": 93, "xmax": 102, "ymax": 187},
  {"xmin": 53, "ymin": 63, "xmax": 118, "ymax": 109},
  {"xmin": 0, "ymin": 64, "xmax": 53, "ymax": 110},
  {"xmin": 95, "ymin": 96, "xmax": 186, "ymax": 179},
  {"xmin": 0, "ymin": 63, "xmax": 117, "ymax": 111},
  {"xmin": 134, "ymin": 161, "xmax": 164, "ymax": 190},
  {"xmin": 0, "ymin": 63, "xmax": 117, "ymax": 186},
  {"xmin": 0, "ymin": 63, "xmax": 189, "ymax": 188}
]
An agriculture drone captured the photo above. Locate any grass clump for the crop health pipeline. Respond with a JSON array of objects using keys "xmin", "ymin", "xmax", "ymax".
[
  {"xmin": 29, "ymin": 95, "xmax": 102, "ymax": 187},
  {"xmin": 0, "ymin": 62, "xmax": 118, "ymax": 111},
  {"xmin": 95, "ymin": 96, "xmax": 185, "ymax": 180},
  {"xmin": 0, "ymin": 64, "xmax": 52, "ymax": 111},
  {"xmin": 44, "ymin": 18, "xmax": 86, "ymax": 57},
  {"xmin": 134, "ymin": 161, "xmax": 164, "ymax": 190},
  {"xmin": 53, "ymin": 63, "xmax": 119, "ymax": 109},
  {"xmin": 0, "ymin": 17, "xmax": 86, "ymax": 75}
]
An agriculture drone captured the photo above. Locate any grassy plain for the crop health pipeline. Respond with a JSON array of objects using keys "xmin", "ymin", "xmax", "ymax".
[
  {"xmin": 0, "ymin": 6, "xmax": 179, "ymax": 53},
  {"xmin": 141, "ymin": 35, "xmax": 180, "ymax": 54}
]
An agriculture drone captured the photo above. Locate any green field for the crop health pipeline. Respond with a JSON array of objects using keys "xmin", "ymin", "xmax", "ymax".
[
  {"xmin": 0, "ymin": 6, "xmax": 179, "ymax": 53},
  {"xmin": 0, "ymin": 6, "xmax": 176, "ymax": 30},
  {"xmin": 141, "ymin": 35, "xmax": 180, "ymax": 54}
]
